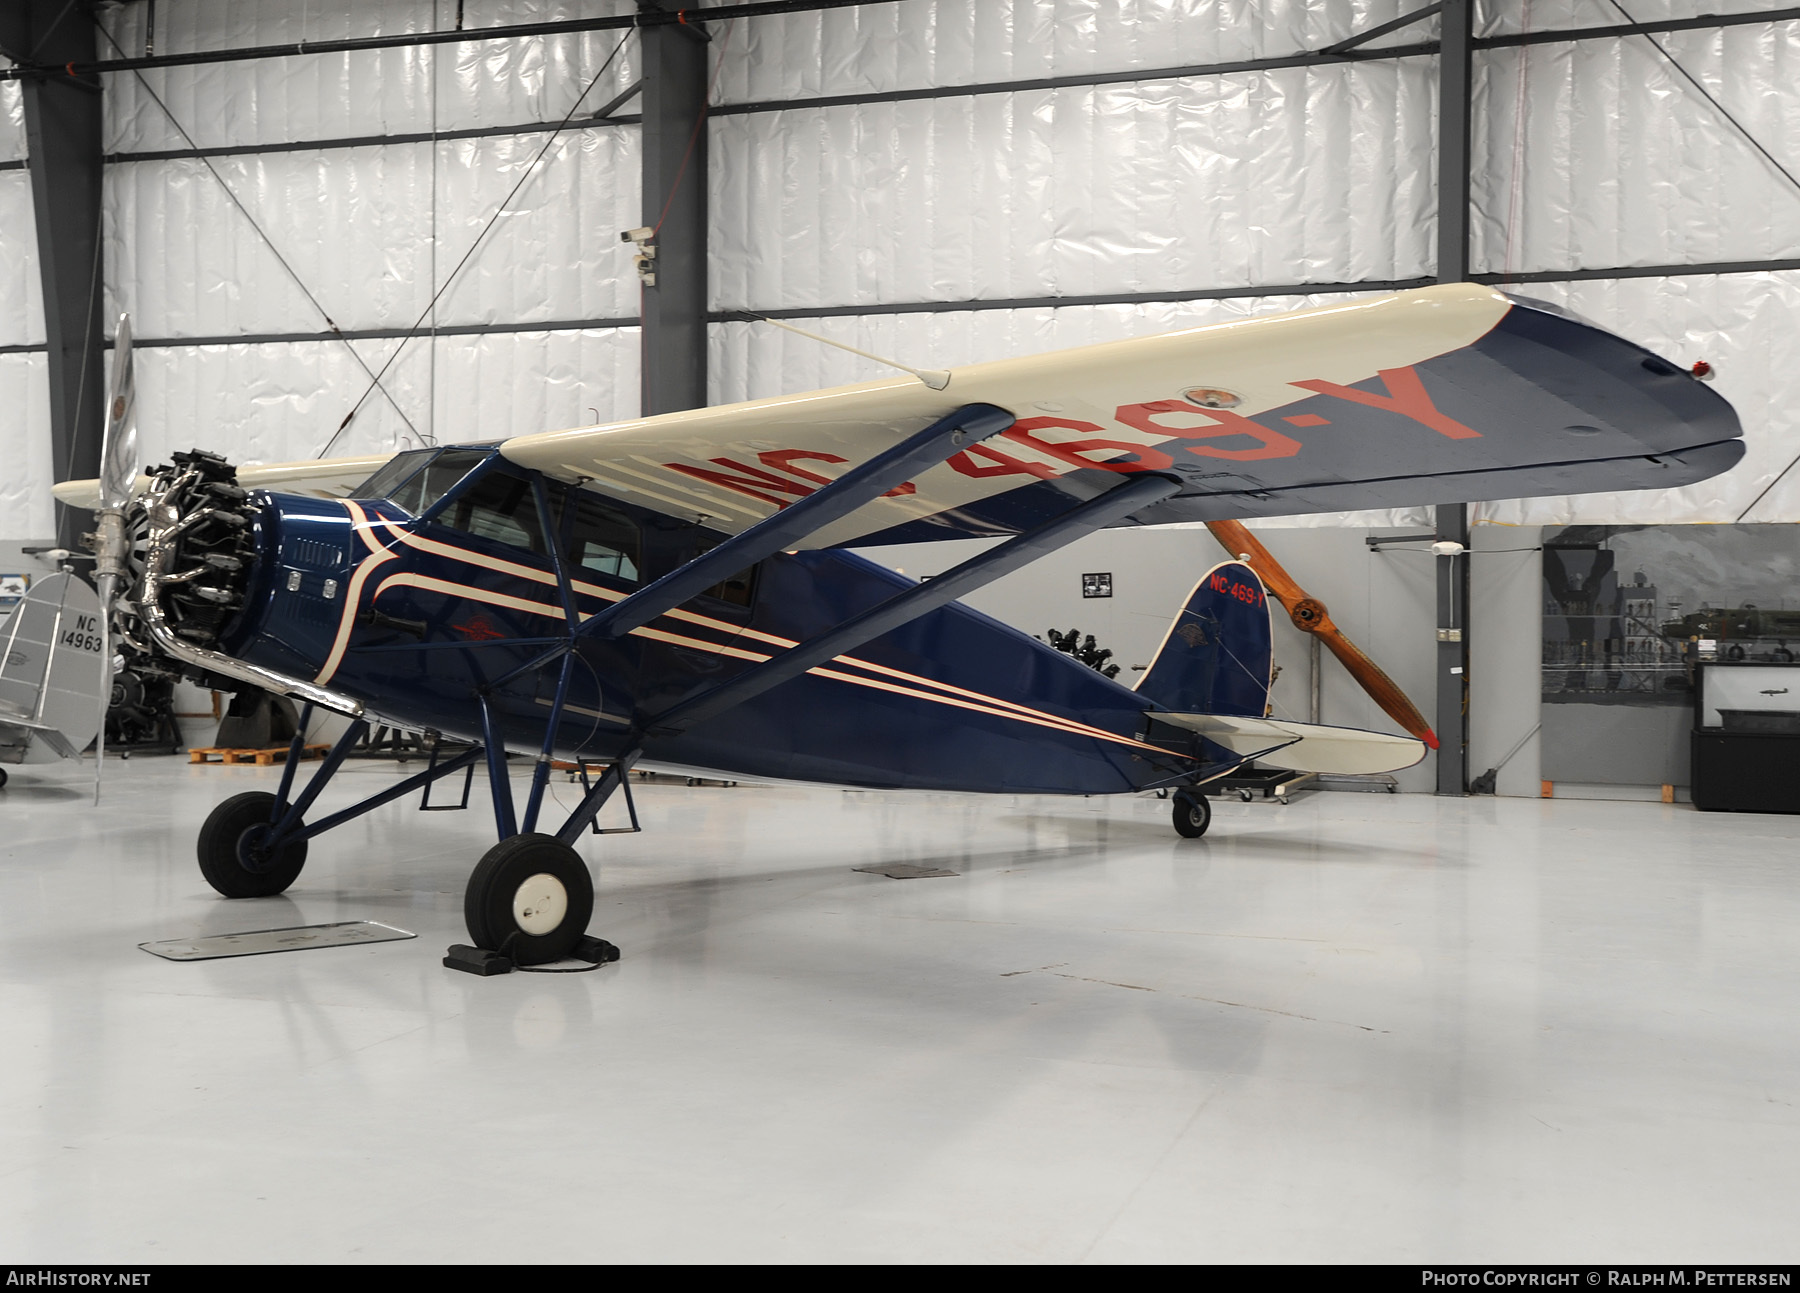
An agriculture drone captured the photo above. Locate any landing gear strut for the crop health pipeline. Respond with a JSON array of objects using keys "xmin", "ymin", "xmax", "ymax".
[{"xmin": 188, "ymin": 697, "xmax": 639, "ymax": 976}]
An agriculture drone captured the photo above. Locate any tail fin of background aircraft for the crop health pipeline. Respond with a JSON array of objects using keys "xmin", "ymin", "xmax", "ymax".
[
  {"xmin": 1133, "ymin": 560, "xmax": 1273, "ymax": 717},
  {"xmin": 0, "ymin": 572, "xmax": 106, "ymax": 766}
]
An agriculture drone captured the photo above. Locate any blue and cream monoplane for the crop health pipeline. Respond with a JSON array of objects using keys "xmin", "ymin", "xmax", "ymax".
[{"xmin": 55, "ymin": 284, "xmax": 1742, "ymax": 966}]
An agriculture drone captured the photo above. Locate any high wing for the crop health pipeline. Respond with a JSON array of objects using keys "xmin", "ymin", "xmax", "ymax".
[
  {"xmin": 500, "ymin": 283, "xmax": 1743, "ymax": 548},
  {"xmin": 49, "ymin": 284, "xmax": 1741, "ymax": 542},
  {"xmin": 52, "ymin": 453, "xmax": 393, "ymax": 510}
]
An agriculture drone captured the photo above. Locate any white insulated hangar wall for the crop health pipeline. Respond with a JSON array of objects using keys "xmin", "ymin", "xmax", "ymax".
[
  {"xmin": 4, "ymin": 2, "xmax": 1800, "ymax": 530},
  {"xmin": 1, "ymin": 1, "xmax": 1799, "ymax": 771}
]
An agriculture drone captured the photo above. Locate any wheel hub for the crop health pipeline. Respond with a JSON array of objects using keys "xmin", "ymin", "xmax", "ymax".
[
  {"xmin": 512, "ymin": 873, "xmax": 569, "ymax": 936},
  {"xmin": 237, "ymin": 822, "xmax": 278, "ymax": 872}
]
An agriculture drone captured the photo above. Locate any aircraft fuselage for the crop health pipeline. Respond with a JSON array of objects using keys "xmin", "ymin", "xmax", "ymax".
[{"xmin": 217, "ymin": 476, "xmax": 1206, "ymax": 795}]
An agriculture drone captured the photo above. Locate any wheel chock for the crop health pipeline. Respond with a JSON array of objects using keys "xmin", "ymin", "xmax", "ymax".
[
  {"xmin": 443, "ymin": 943, "xmax": 515, "ymax": 976},
  {"xmin": 442, "ymin": 937, "xmax": 620, "ymax": 974},
  {"xmin": 570, "ymin": 935, "xmax": 621, "ymax": 964}
]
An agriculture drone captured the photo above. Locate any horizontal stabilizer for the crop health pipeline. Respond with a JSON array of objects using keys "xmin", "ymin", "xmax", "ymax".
[
  {"xmin": 0, "ymin": 703, "xmax": 81, "ymax": 760},
  {"xmin": 1154, "ymin": 713, "xmax": 1427, "ymax": 775}
]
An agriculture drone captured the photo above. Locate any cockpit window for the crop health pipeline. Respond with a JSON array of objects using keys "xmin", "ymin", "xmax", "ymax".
[
  {"xmin": 355, "ymin": 447, "xmax": 496, "ymax": 516},
  {"xmin": 436, "ymin": 466, "xmax": 550, "ymax": 554},
  {"xmin": 388, "ymin": 449, "xmax": 493, "ymax": 517},
  {"xmin": 353, "ymin": 449, "xmax": 435, "ymax": 502}
]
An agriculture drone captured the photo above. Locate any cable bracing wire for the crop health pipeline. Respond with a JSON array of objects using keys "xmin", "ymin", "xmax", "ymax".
[
  {"xmin": 1598, "ymin": 0, "xmax": 1800, "ymax": 523},
  {"xmin": 86, "ymin": 12, "xmax": 426, "ymax": 446},
  {"xmin": 320, "ymin": 27, "xmax": 638, "ymax": 458},
  {"xmin": 1605, "ymin": 0, "xmax": 1800, "ymax": 200}
]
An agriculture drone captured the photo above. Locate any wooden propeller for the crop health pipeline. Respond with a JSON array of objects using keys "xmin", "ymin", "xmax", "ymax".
[{"xmin": 1204, "ymin": 519, "xmax": 1439, "ymax": 749}]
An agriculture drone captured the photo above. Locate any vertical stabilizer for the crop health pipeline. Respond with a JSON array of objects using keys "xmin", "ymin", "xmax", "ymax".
[{"xmin": 1134, "ymin": 560, "xmax": 1272, "ymax": 717}]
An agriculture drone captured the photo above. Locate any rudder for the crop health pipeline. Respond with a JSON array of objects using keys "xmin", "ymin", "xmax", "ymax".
[{"xmin": 1133, "ymin": 560, "xmax": 1272, "ymax": 717}]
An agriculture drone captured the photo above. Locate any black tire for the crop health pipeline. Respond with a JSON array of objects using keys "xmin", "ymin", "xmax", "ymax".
[
  {"xmin": 464, "ymin": 833, "xmax": 594, "ymax": 966},
  {"xmin": 197, "ymin": 790, "xmax": 308, "ymax": 898},
  {"xmin": 0, "ymin": 767, "xmax": 8, "ymax": 788},
  {"xmin": 1172, "ymin": 790, "xmax": 1211, "ymax": 839}
]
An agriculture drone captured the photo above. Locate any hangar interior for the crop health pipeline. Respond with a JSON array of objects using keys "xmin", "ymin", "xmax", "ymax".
[{"xmin": 1, "ymin": 0, "xmax": 1798, "ymax": 1264}]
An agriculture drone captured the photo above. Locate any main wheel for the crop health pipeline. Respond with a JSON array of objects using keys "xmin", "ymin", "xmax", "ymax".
[
  {"xmin": 0, "ymin": 767, "xmax": 8, "ymax": 788},
  {"xmin": 464, "ymin": 833, "xmax": 594, "ymax": 966},
  {"xmin": 197, "ymin": 790, "xmax": 308, "ymax": 897},
  {"xmin": 1172, "ymin": 790, "xmax": 1212, "ymax": 839}
]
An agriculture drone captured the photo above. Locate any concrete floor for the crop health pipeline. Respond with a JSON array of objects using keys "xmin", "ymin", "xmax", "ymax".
[{"xmin": 1, "ymin": 755, "xmax": 1797, "ymax": 1264}]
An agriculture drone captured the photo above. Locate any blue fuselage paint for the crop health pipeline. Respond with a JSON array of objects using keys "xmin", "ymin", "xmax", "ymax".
[{"xmin": 220, "ymin": 490, "xmax": 1215, "ymax": 795}]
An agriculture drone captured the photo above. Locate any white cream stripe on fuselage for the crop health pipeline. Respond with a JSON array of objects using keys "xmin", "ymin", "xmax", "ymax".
[
  {"xmin": 310, "ymin": 503, "xmax": 1186, "ymax": 758},
  {"xmin": 366, "ymin": 519, "xmax": 1163, "ymax": 749},
  {"xmin": 367, "ymin": 570, "xmax": 1158, "ymax": 749},
  {"xmin": 352, "ymin": 522, "xmax": 1148, "ymax": 745},
  {"xmin": 368, "ymin": 572, "xmax": 777, "ymax": 664},
  {"xmin": 314, "ymin": 501, "xmax": 406, "ymax": 685}
]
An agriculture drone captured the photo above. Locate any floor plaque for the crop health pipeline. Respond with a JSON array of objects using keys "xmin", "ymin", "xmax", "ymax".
[
  {"xmin": 852, "ymin": 864, "xmax": 959, "ymax": 879},
  {"xmin": 140, "ymin": 921, "xmax": 417, "ymax": 961}
]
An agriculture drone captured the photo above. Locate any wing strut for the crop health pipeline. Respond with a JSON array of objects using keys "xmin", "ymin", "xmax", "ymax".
[
  {"xmin": 641, "ymin": 473, "xmax": 1183, "ymax": 738},
  {"xmin": 575, "ymin": 402, "xmax": 1015, "ymax": 643}
]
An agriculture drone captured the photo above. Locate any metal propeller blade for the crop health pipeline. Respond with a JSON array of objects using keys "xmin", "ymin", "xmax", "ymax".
[
  {"xmin": 99, "ymin": 315, "xmax": 138, "ymax": 513},
  {"xmin": 92, "ymin": 314, "xmax": 141, "ymax": 803},
  {"xmin": 1204, "ymin": 519, "xmax": 1438, "ymax": 750}
]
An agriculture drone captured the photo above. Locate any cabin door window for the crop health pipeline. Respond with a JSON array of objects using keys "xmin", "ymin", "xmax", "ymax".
[{"xmin": 566, "ymin": 494, "xmax": 641, "ymax": 584}]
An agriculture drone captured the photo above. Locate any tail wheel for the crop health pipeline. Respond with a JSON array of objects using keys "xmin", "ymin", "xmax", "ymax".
[
  {"xmin": 1172, "ymin": 790, "xmax": 1212, "ymax": 839},
  {"xmin": 464, "ymin": 833, "xmax": 594, "ymax": 966},
  {"xmin": 197, "ymin": 790, "xmax": 308, "ymax": 897}
]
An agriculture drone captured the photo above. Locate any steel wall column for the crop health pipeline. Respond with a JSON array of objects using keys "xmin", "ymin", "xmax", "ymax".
[
  {"xmin": 1434, "ymin": 0, "xmax": 1473, "ymax": 795},
  {"xmin": 639, "ymin": 4, "xmax": 710, "ymax": 416},
  {"xmin": 5, "ymin": 1, "xmax": 105, "ymax": 548}
]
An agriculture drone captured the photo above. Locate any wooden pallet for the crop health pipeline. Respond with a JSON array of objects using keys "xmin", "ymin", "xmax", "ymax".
[{"xmin": 188, "ymin": 743, "xmax": 330, "ymax": 767}]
